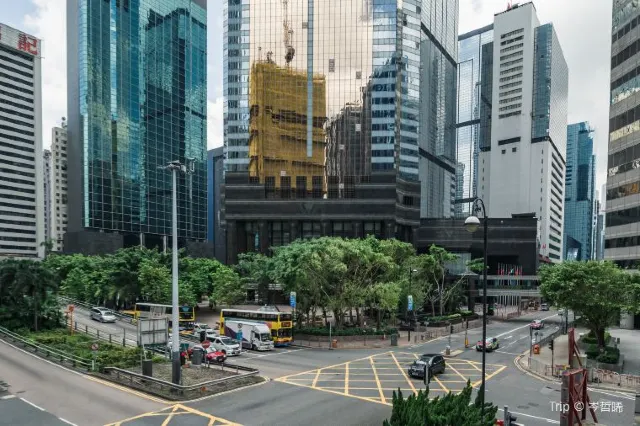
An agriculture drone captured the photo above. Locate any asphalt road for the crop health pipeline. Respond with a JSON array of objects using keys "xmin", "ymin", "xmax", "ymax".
[
  {"xmin": 2, "ymin": 308, "xmax": 635, "ymax": 426},
  {"xmin": 0, "ymin": 338, "xmax": 165, "ymax": 426}
]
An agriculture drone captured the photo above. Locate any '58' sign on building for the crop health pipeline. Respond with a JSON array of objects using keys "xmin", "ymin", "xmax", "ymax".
[{"xmin": 0, "ymin": 23, "xmax": 40, "ymax": 57}]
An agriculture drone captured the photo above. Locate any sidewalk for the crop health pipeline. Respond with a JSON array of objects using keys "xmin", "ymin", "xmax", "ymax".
[{"xmin": 609, "ymin": 327, "xmax": 640, "ymax": 375}]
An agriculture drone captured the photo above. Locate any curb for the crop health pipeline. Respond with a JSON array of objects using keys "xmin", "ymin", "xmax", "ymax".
[{"xmin": 513, "ymin": 352, "xmax": 638, "ymax": 395}]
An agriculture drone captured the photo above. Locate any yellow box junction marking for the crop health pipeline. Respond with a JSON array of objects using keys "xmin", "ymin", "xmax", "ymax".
[
  {"xmin": 276, "ymin": 351, "xmax": 507, "ymax": 407},
  {"xmin": 105, "ymin": 403, "xmax": 241, "ymax": 426}
]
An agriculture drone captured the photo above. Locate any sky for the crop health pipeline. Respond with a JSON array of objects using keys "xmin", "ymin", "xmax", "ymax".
[{"xmin": 2, "ymin": 0, "xmax": 612, "ymax": 193}]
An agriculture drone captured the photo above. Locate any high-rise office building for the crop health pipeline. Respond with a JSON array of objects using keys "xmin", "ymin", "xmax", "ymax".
[
  {"xmin": 456, "ymin": 24, "xmax": 494, "ymax": 218},
  {"xmin": 207, "ymin": 147, "xmax": 225, "ymax": 263},
  {"xmin": 605, "ymin": 0, "xmax": 640, "ymax": 268},
  {"xmin": 43, "ymin": 149, "xmax": 51, "ymax": 243},
  {"xmin": 66, "ymin": 0, "xmax": 208, "ymax": 254},
  {"xmin": 0, "ymin": 23, "xmax": 44, "ymax": 259},
  {"xmin": 564, "ymin": 122, "xmax": 595, "ymax": 261},
  {"xmin": 50, "ymin": 125, "xmax": 68, "ymax": 252},
  {"xmin": 476, "ymin": 2, "xmax": 568, "ymax": 263},
  {"xmin": 222, "ymin": 0, "xmax": 459, "ymax": 263}
]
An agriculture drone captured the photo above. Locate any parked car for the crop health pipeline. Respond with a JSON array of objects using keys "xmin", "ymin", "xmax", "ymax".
[
  {"xmin": 211, "ymin": 336, "xmax": 242, "ymax": 356},
  {"xmin": 476, "ymin": 337, "xmax": 499, "ymax": 352},
  {"xmin": 192, "ymin": 323, "xmax": 217, "ymax": 340},
  {"xmin": 530, "ymin": 319, "xmax": 544, "ymax": 330},
  {"xmin": 90, "ymin": 307, "xmax": 117, "ymax": 323},
  {"xmin": 408, "ymin": 354, "xmax": 446, "ymax": 379},
  {"xmin": 540, "ymin": 303, "xmax": 549, "ymax": 311},
  {"xmin": 203, "ymin": 347, "xmax": 227, "ymax": 363}
]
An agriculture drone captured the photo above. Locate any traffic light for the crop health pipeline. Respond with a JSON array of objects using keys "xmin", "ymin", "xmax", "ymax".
[
  {"xmin": 199, "ymin": 330, "xmax": 206, "ymax": 342},
  {"xmin": 548, "ymin": 340, "xmax": 554, "ymax": 351},
  {"xmin": 423, "ymin": 365, "xmax": 432, "ymax": 386}
]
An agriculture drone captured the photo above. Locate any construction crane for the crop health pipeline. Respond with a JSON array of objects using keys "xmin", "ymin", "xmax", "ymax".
[{"xmin": 282, "ymin": 0, "xmax": 295, "ymax": 65}]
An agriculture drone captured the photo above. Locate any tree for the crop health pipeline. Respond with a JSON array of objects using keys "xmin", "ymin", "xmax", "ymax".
[
  {"xmin": 138, "ymin": 259, "xmax": 171, "ymax": 304},
  {"xmin": 210, "ymin": 266, "xmax": 244, "ymax": 306},
  {"xmin": 236, "ymin": 252, "xmax": 274, "ymax": 304},
  {"xmin": 0, "ymin": 259, "xmax": 60, "ymax": 331},
  {"xmin": 466, "ymin": 258, "xmax": 488, "ymax": 275},
  {"xmin": 539, "ymin": 261, "xmax": 640, "ymax": 349},
  {"xmin": 383, "ymin": 381, "xmax": 497, "ymax": 426}
]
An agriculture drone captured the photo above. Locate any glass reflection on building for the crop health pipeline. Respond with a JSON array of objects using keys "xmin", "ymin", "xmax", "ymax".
[
  {"xmin": 67, "ymin": 0, "xmax": 207, "ymax": 246},
  {"xmin": 455, "ymin": 25, "xmax": 493, "ymax": 218},
  {"xmin": 223, "ymin": 0, "xmax": 458, "ymax": 217}
]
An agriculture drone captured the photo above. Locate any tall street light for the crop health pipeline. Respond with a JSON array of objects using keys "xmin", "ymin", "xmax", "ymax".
[
  {"xmin": 407, "ymin": 268, "xmax": 418, "ymax": 342},
  {"xmin": 464, "ymin": 198, "xmax": 488, "ymax": 417},
  {"xmin": 159, "ymin": 160, "xmax": 187, "ymax": 385}
]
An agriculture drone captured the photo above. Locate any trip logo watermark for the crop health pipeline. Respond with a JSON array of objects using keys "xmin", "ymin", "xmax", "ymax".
[{"xmin": 550, "ymin": 400, "xmax": 624, "ymax": 413}]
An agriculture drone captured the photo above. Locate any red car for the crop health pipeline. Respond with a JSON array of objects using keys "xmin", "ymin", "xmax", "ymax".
[
  {"xmin": 530, "ymin": 319, "xmax": 544, "ymax": 330},
  {"xmin": 186, "ymin": 345, "xmax": 227, "ymax": 363}
]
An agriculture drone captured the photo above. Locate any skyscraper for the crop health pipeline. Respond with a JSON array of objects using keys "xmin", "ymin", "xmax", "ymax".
[
  {"xmin": 605, "ymin": 0, "xmax": 640, "ymax": 267},
  {"xmin": 50, "ymin": 124, "xmax": 68, "ymax": 252},
  {"xmin": 43, "ymin": 149, "xmax": 51, "ymax": 243},
  {"xmin": 564, "ymin": 122, "xmax": 595, "ymax": 261},
  {"xmin": 476, "ymin": 2, "xmax": 569, "ymax": 263},
  {"xmin": 0, "ymin": 23, "xmax": 44, "ymax": 259},
  {"xmin": 222, "ymin": 0, "xmax": 459, "ymax": 263},
  {"xmin": 66, "ymin": 0, "xmax": 208, "ymax": 254},
  {"xmin": 456, "ymin": 24, "xmax": 494, "ymax": 218},
  {"xmin": 207, "ymin": 147, "xmax": 225, "ymax": 263}
]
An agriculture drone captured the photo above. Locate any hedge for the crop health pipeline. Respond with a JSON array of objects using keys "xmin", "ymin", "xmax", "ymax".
[
  {"xmin": 586, "ymin": 344, "xmax": 620, "ymax": 364},
  {"xmin": 581, "ymin": 331, "xmax": 611, "ymax": 346},
  {"xmin": 295, "ymin": 326, "xmax": 398, "ymax": 336}
]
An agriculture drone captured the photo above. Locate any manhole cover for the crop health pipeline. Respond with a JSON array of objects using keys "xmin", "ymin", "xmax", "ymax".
[
  {"xmin": 529, "ymin": 402, "xmax": 539, "ymax": 407},
  {"xmin": 517, "ymin": 405, "xmax": 529, "ymax": 410}
]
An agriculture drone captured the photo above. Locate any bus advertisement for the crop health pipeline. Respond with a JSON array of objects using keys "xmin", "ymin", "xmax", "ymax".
[
  {"xmin": 132, "ymin": 303, "xmax": 196, "ymax": 330},
  {"xmin": 220, "ymin": 309, "xmax": 293, "ymax": 346}
]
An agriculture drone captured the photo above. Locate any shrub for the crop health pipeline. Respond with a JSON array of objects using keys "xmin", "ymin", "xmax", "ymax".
[
  {"xmin": 581, "ymin": 331, "xmax": 611, "ymax": 345},
  {"xmin": 458, "ymin": 310, "xmax": 474, "ymax": 317},
  {"xmin": 586, "ymin": 344, "xmax": 620, "ymax": 363}
]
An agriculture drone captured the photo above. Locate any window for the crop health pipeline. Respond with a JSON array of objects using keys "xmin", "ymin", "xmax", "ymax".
[{"xmin": 512, "ymin": 147, "xmax": 517, "ymax": 152}]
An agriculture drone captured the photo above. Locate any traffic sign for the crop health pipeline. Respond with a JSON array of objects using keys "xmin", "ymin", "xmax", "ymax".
[
  {"xmin": 407, "ymin": 295, "xmax": 414, "ymax": 311},
  {"xmin": 289, "ymin": 292, "xmax": 297, "ymax": 308},
  {"xmin": 68, "ymin": 305, "xmax": 75, "ymax": 313},
  {"xmin": 202, "ymin": 340, "xmax": 211, "ymax": 349},
  {"xmin": 91, "ymin": 343, "xmax": 99, "ymax": 351}
]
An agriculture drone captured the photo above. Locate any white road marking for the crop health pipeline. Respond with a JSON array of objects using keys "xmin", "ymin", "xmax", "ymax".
[
  {"xmin": 59, "ymin": 418, "xmax": 78, "ymax": 426},
  {"xmin": 503, "ymin": 335, "xmax": 513, "ymax": 340},
  {"xmin": 588, "ymin": 387, "xmax": 636, "ymax": 400},
  {"xmin": 497, "ymin": 407, "xmax": 560, "ymax": 424},
  {"xmin": 248, "ymin": 348, "xmax": 305, "ymax": 358},
  {"xmin": 495, "ymin": 350, "xmax": 521, "ymax": 355},
  {"xmin": 0, "ymin": 395, "xmax": 15, "ymax": 400},
  {"xmin": 495, "ymin": 313, "xmax": 559, "ymax": 338},
  {"xmin": 20, "ymin": 397, "xmax": 45, "ymax": 411}
]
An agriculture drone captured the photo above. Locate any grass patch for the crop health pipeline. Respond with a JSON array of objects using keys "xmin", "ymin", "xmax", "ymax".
[{"xmin": 23, "ymin": 328, "xmax": 164, "ymax": 370}]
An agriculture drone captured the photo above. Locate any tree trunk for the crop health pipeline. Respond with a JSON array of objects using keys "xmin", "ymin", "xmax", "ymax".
[
  {"xmin": 431, "ymin": 300, "xmax": 436, "ymax": 317},
  {"xmin": 322, "ymin": 308, "xmax": 327, "ymax": 326},
  {"xmin": 355, "ymin": 307, "xmax": 361, "ymax": 327},
  {"xmin": 349, "ymin": 308, "xmax": 354, "ymax": 325},
  {"xmin": 439, "ymin": 289, "xmax": 444, "ymax": 316},
  {"xmin": 596, "ymin": 327, "xmax": 606, "ymax": 350}
]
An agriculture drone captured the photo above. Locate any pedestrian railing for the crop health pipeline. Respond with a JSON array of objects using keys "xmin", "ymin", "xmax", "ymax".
[
  {"xmin": 0, "ymin": 326, "xmax": 92, "ymax": 370},
  {"xmin": 102, "ymin": 363, "xmax": 260, "ymax": 398}
]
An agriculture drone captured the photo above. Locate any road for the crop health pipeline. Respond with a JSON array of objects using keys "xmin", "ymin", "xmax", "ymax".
[
  {"xmin": 2, "ymin": 308, "xmax": 635, "ymax": 425},
  {"xmin": 0, "ymin": 338, "xmax": 165, "ymax": 426}
]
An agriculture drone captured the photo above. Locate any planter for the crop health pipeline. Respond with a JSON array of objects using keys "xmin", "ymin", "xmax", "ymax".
[{"xmin": 586, "ymin": 354, "xmax": 624, "ymax": 374}]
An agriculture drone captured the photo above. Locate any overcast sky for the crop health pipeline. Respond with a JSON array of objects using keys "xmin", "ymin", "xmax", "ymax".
[{"xmin": 4, "ymin": 0, "xmax": 611, "ymax": 194}]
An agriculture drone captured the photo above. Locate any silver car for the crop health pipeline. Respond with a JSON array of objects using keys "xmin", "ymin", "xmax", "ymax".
[{"xmin": 90, "ymin": 307, "xmax": 117, "ymax": 323}]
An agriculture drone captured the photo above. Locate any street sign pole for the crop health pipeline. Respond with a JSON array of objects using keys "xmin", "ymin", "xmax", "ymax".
[{"xmin": 91, "ymin": 342, "xmax": 99, "ymax": 371}]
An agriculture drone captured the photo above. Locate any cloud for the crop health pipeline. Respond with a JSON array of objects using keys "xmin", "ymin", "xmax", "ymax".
[
  {"xmin": 23, "ymin": 0, "xmax": 67, "ymax": 149},
  {"xmin": 460, "ymin": 0, "xmax": 612, "ymax": 194},
  {"xmin": 207, "ymin": 97, "xmax": 224, "ymax": 150}
]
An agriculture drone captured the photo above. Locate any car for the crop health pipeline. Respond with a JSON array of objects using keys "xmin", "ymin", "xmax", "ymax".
[
  {"xmin": 476, "ymin": 337, "xmax": 499, "ymax": 352},
  {"xmin": 90, "ymin": 307, "xmax": 117, "ymax": 323},
  {"xmin": 203, "ymin": 347, "xmax": 227, "ymax": 364},
  {"xmin": 211, "ymin": 336, "xmax": 242, "ymax": 356},
  {"xmin": 540, "ymin": 303, "xmax": 549, "ymax": 311},
  {"xmin": 408, "ymin": 354, "xmax": 446, "ymax": 379},
  {"xmin": 192, "ymin": 323, "xmax": 217, "ymax": 340},
  {"xmin": 530, "ymin": 319, "xmax": 544, "ymax": 330}
]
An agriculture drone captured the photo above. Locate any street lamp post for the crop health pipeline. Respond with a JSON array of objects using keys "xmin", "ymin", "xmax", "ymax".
[
  {"xmin": 159, "ymin": 160, "xmax": 187, "ymax": 385},
  {"xmin": 408, "ymin": 268, "xmax": 418, "ymax": 342},
  {"xmin": 464, "ymin": 198, "xmax": 488, "ymax": 418}
]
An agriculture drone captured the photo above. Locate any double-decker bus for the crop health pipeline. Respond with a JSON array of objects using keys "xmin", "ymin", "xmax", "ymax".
[
  {"xmin": 132, "ymin": 303, "xmax": 196, "ymax": 330},
  {"xmin": 220, "ymin": 309, "xmax": 293, "ymax": 346}
]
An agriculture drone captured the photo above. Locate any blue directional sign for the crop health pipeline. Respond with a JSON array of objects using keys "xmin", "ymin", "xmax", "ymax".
[
  {"xmin": 407, "ymin": 295, "xmax": 414, "ymax": 311},
  {"xmin": 290, "ymin": 291, "xmax": 297, "ymax": 308}
]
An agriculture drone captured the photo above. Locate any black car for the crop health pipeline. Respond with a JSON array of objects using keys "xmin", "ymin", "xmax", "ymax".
[{"xmin": 408, "ymin": 354, "xmax": 446, "ymax": 379}]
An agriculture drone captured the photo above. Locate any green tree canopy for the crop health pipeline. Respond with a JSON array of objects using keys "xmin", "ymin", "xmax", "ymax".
[{"xmin": 539, "ymin": 261, "xmax": 640, "ymax": 349}]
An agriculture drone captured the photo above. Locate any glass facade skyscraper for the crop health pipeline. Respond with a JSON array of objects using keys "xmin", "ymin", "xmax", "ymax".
[
  {"xmin": 564, "ymin": 122, "xmax": 595, "ymax": 261},
  {"xmin": 456, "ymin": 24, "xmax": 493, "ymax": 218},
  {"xmin": 223, "ymin": 0, "xmax": 458, "ymax": 220},
  {"xmin": 605, "ymin": 0, "xmax": 640, "ymax": 268},
  {"xmin": 66, "ymin": 0, "xmax": 207, "ymax": 252}
]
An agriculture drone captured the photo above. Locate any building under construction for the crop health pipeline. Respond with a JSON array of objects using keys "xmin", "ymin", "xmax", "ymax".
[{"xmin": 248, "ymin": 61, "xmax": 327, "ymax": 192}]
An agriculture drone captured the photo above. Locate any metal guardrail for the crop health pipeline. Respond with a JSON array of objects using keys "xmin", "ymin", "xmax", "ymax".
[
  {"xmin": 70, "ymin": 320, "xmax": 134, "ymax": 347},
  {"xmin": 58, "ymin": 296, "xmax": 135, "ymax": 324},
  {"xmin": 0, "ymin": 326, "xmax": 92, "ymax": 370},
  {"xmin": 103, "ymin": 363, "xmax": 260, "ymax": 396}
]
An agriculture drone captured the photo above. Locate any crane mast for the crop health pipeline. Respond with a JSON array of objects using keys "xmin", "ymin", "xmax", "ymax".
[{"xmin": 282, "ymin": 0, "xmax": 295, "ymax": 64}]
